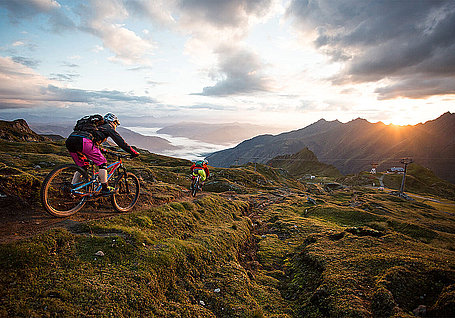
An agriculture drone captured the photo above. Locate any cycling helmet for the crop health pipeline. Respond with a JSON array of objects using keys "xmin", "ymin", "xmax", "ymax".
[
  {"xmin": 104, "ymin": 113, "xmax": 120, "ymax": 125},
  {"xmin": 195, "ymin": 159, "xmax": 208, "ymax": 167}
]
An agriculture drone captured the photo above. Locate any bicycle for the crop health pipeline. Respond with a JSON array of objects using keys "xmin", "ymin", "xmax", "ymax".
[
  {"xmin": 190, "ymin": 175, "xmax": 201, "ymax": 197},
  {"xmin": 40, "ymin": 149, "xmax": 140, "ymax": 217}
]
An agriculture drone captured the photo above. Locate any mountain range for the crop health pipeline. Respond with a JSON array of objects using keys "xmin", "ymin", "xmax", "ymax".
[{"xmin": 207, "ymin": 112, "xmax": 455, "ymax": 183}]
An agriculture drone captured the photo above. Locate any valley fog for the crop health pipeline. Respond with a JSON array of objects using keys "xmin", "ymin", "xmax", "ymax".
[{"xmin": 125, "ymin": 126, "xmax": 236, "ymax": 161}]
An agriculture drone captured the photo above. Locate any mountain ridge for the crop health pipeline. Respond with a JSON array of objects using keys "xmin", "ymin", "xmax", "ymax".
[{"xmin": 207, "ymin": 112, "xmax": 455, "ymax": 183}]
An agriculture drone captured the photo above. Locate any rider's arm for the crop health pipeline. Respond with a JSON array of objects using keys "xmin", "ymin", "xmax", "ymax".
[{"xmin": 103, "ymin": 125, "xmax": 138, "ymax": 155}]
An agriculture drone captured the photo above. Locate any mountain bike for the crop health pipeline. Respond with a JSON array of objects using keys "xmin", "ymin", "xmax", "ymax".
[
  {"xmin": 41, "ymin": 149, "xmax": 140, "ymax": 217},
  {"xmin": 190, "ymin": 175, "xmax": 201, "ymax": 197}
]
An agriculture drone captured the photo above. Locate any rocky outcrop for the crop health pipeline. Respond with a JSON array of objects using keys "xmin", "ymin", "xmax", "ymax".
[{"xmin": 0, "ymin": 119, "xmax": 49, "ymax": 142}]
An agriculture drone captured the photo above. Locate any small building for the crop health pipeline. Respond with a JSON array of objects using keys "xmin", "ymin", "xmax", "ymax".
[{"xmin": 387, "ymin": 167, "xmax": 404, "ymax": 173}]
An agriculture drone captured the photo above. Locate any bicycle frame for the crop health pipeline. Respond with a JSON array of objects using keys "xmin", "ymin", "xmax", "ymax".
[{"xmin": 71, "ymin": 156, "xmax": 127, "ymax": 199}]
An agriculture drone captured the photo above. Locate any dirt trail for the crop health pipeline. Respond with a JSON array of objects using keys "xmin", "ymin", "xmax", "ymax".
[
  {"xmin": 0, "ymin": 184, "xmax": 293, "ymax": 244},
  {"xmin": 0, "ymin": 187, "xmax": 200, "ymax": 244}
]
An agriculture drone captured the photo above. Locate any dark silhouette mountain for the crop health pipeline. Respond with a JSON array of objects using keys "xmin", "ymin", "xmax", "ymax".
[
  {"xmin": 0, "ymin": 119, "xmax": 49, "ymax": 142},
  {"xmin": 267, "ymin": 147, "xmax": 342, "ymax": 178},
  {"xmin": 207, "ymin": 112, "xmax": 455, "ymax": 183}
]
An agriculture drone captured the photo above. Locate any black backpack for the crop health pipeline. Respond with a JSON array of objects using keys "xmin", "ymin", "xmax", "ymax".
[{"xmin": 74, "ymin": 115, "xmax": 105, "ymax": 140}]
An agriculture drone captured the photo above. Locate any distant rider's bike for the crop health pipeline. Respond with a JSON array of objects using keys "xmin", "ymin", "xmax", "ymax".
[
  {"xmin": 41, "ymin": 149, "xmax": 140, "ymax": 217},
  {"xmin": 190, "ymin": 175, "xmax": 202, "ymax": 197}
]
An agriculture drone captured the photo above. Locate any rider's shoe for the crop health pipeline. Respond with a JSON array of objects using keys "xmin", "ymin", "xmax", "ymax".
[{"xmin": 100, "ymin": 186, "xmax": 116, "ymax": 196}]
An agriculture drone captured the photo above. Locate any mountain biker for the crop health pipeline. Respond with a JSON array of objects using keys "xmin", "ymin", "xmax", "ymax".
[
  {"xmin": 65, "ymin": 113, "xmax": 139, "ymax": 195},
  {"xmin": 190, "ymin": 159, "xmax": 210, "ymax": 189}
]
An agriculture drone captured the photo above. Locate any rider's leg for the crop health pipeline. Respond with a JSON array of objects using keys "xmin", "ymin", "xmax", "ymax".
[
  {"xmin": 79, "ymin": 139, "xmax": 109, "ymax": 192},
  {"xmin": 198, "ymin": 169, "xmax": 207, "ymax": 188},
  {"xmin": 98, "ymin": 163, "xmax": 112, "ymax": 193},
  {"xmin": 67, "ymin": 136, "xmax": 87, "ymax": 185}
]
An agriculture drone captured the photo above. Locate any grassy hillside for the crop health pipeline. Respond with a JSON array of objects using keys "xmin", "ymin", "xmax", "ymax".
[
  {"xmin": 267, "ymin": 148, "xmax": 342, "ymax": 178},
  {"xmin": 338, "ymin": 164, "xmax": 455, "ymax": 200},
  {"xmin": 1, "ymin": 138, "xmax": 455, "ymax": 317}
]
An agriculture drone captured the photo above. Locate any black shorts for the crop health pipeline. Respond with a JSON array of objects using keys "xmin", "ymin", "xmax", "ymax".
[{"xmin": 65, "ymin": 135, "xmax": 83, "ymax": 153}]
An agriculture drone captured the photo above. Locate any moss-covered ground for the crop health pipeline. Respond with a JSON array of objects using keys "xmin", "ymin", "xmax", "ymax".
[{"xmin": 1, "ymin": 139, "xmax": 455, "ymax": 317}]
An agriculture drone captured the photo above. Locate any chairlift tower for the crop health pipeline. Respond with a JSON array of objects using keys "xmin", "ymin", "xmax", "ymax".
[{"xmin": 399, "ymin": 158, "xmax": 413, "ymax": 196}]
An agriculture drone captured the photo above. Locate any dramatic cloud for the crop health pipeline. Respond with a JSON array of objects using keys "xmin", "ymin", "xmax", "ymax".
[
  {"xmin": 287, "ymin": 0, "xmax": 455, "ymax": 99},
  {"xmin": 375, "ymin": 77, "xmax": 455, "ymax": 100},
  {"xmin": 196, "ymin": 45, "xmax": 273, "ymax": 96},
  {"xmin": 0, "ymin": 57, "xmax": 156, "ymax": 109}
]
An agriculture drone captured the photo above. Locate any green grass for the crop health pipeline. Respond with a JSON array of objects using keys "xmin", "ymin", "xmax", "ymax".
[{"xmin": 1, "ymin": 138, "xmax": 455, "ymax": 317}]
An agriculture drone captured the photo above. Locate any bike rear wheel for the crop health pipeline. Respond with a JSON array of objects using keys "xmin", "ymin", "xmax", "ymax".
[
  {"xmin": 111, "ymin": 172, "xmax": 140, "ymax": 212},
  {"xmin": 41, "ymin": 164, "xmax": 89, "ymax": 217}
]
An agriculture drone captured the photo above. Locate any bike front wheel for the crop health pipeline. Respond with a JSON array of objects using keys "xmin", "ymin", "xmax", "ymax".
[
  {"xmin": 40, "ymin": 164, "xmax": 89, "ymax": 217},
  {"xmin": 191, "ymin": 177, "xmax": 199, "ymax": 197},
  {"xmin": 111, "ymin": 172, "xmax": 140, "ymax": 212}
]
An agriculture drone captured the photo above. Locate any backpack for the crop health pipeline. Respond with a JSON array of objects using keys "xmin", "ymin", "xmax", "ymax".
[{"xmin": 74, "ymin": 114, "xmax": 105, "ymax": 141}]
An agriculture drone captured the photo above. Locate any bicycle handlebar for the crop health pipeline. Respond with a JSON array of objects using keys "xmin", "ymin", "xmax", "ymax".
[{"xmin": 101, "ymin": 148, "xmax": 132, "ymax": 159}]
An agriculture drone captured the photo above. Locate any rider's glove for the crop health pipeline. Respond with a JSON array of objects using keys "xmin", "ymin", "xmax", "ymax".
[{"xmin": 130, "ymin": 149, "xmax": 140, "ymax": 158}]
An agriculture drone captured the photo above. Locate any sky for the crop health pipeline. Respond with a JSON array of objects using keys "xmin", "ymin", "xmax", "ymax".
[{"xmin": 0, "ymin": 0, "xmax": 454, "ymax": 130}]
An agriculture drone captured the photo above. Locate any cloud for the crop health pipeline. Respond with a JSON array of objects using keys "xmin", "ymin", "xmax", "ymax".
[
  {"xmin": 125, "ymin": 0, "xmax": 176, "ymax": 27},
  {"xmin": 49, "ymin": 73, "xmax": 80, "ymax": 82},
  {"xmin": 77, "ymin": 0, "xmax": 156, "ymax": 65},
  {"xmin": 42, "ymin": 85, "xmax": 157, "ymax": 103},
  {"xmin": 0, "ymin": 0, "xmax": 61, "ymax": 19},
  {"xmin": 287, "ymin": 0, "xmax": 455, "ymax": 99},
  {"xmin": 195, "ymin": 45, "xmax": 273, "ymax": 96},
  {"xmin": 12, "ymin": 56, "xmax": 41, "ymax": 68},
  {"xmin": 62, "ymin": 61, "xmax": 79, "ymax": 68},
  {"xmin": 0, "ymin": 56, "xmax": 156, "ymax": 109},
  {"xmin": 177, "ymin": 0, "xmax": 273, "ymax": 28},
  {"xmin": 0, "ymin": 56, "xmax": 53, "ymax": 108},
  {"xmin": 375, "ymin": 77, "xmax": 455, "ymax": 100},
  {"xmin": 0, "ymin": 0, "xmax": 75, "ymax": 32}
]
